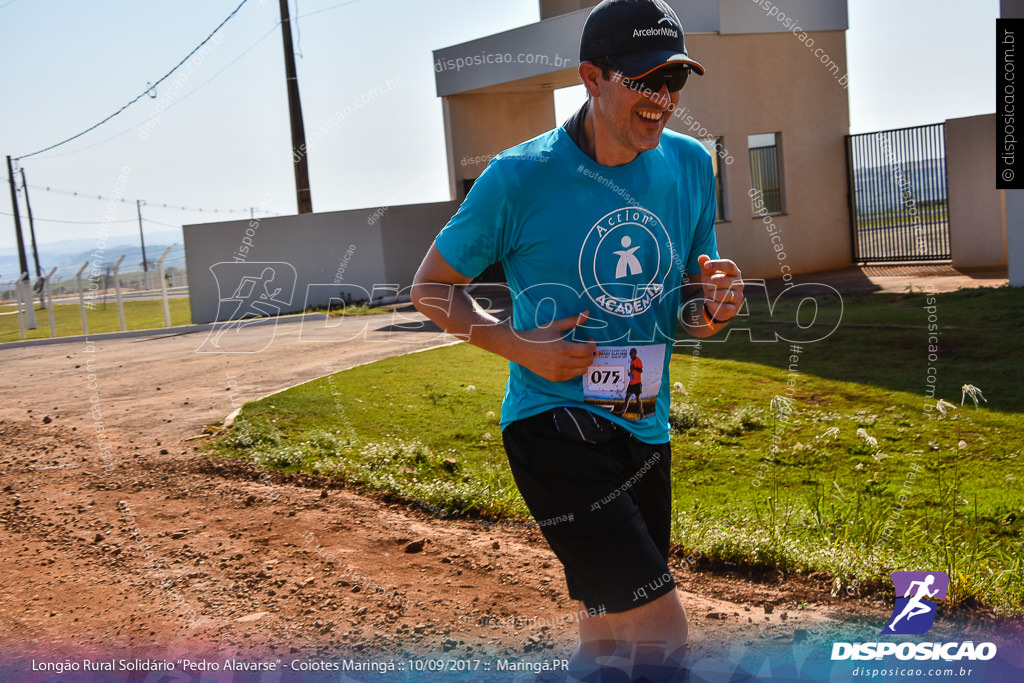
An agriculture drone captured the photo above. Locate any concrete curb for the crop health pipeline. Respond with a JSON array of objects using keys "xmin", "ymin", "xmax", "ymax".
[
  {"xmin": 0, "ymin": 313, "xmax": 329, "ymax": 351},
  {"xmin": 221, "ymin": 339, "xmax": 464, "ymax": 428}
]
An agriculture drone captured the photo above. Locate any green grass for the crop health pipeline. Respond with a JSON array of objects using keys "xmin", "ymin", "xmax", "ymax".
[
  {"xmin": 855, "ymin": 205, "xmax": 948, "ymax": 230},
  {"xmin": 704, "ymin": 284, "xmax": 1024, "ymax": 412},
  {"xmin": 0, "ymin": 297, "xmax": 192, "ymax": 342},
  {"xmin": 307, "ymin": 302, "xmax": 392, "ymax": 317},
  {"xmin": 212, "ymin": 287, "xmax": 1024, "ymax": 614}
]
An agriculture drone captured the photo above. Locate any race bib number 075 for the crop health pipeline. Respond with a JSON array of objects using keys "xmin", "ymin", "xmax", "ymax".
[{"xmin": 584, "ymin": 366, "xmax": 627, "ymax": 394}]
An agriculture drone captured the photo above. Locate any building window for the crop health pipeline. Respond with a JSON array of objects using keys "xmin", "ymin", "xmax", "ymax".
[
  {"xmin": 748, "ymin": 133, "xmax": 784, "ymax": 215},
  {"xmin": 701, "ymin": 137, "xmax": 728, "ymax": 221}
]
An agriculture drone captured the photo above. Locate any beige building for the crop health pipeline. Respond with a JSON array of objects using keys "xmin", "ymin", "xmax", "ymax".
[{"xmin": 185, "ymin": 0, "xmax": 857, "ymax": 323}]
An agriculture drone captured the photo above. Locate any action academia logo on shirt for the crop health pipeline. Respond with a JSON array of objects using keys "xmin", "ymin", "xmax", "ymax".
[{"xmin": 578, "ymin": 207, "xmax": 674, "ymax": 317}]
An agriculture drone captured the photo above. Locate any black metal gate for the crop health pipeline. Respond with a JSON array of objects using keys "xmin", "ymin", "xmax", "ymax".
[{"xmin": 845, "ymin": 123, "xmax": 950, "ymax": 262}]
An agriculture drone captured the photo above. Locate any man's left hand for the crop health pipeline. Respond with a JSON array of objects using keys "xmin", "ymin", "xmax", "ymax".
[{"xmin": 698, "ymin": 254, "xmax": 743, "ymax": 321}]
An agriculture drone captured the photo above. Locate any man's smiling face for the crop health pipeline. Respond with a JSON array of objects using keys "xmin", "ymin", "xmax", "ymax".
[{"xmin": 587, "ymin": 64, "xmax": 683, "ymax": 165}]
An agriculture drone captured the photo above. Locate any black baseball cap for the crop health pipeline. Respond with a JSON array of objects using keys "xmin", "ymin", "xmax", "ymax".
[{"xmin": 580, "ymin": 0, "xmax": 705, "ymax": 78}]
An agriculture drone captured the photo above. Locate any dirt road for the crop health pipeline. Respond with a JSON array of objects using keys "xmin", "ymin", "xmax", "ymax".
[{"xmin": 0, "ymin": 311, "xmax": 894, "ymax": 673}]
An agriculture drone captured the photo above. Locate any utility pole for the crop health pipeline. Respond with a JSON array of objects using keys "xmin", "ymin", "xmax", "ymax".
[
  {"xmin": 6, "ymin": 156, "xmax": 35, "ymax": 328},
  {"xmin": 278, "ymin": 0, "xmax": 312, "ymax": 213},
  {"xmin": 19, "ymin": 168, "xmax": 42, "ymax": 278},
  {"xmin": 5, "ymin": 156, "xmax": 28, "ymax": 278},
  {"xmin": 137, "ymin": 199, "xmax": 148, "ymax": 274}
]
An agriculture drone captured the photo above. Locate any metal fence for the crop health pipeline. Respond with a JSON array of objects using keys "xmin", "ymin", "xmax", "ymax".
[
  {"xmin": 845, "ymin": 123, "xmax": 950, "ymax": 262},
  {"xmin": 1, "ymin": 250, "xmax": 187, "ymax": 340}
]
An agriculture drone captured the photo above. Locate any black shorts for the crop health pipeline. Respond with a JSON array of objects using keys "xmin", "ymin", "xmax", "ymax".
[
  {"xmin": 626, "ymin": 382, "xmax": 642, "ymax": 398},
  {"xmin": 502, "ymin": 407, "xmax": 674, "ymax": 613}
]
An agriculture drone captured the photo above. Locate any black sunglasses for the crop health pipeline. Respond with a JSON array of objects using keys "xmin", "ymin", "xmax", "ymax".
[{"xmin": 596, "ymin": 61, "xmax": 690, "ymax": 94}]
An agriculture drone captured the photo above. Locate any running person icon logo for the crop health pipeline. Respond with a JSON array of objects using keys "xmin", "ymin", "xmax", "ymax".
[
  {"xmin": 880, "ymin": 571, "xmax": 949, "ymax": 635},
  {"xmin": 613, "ymin": 236, "xmax": 643, "ymax": 278},
  {"xmin": 196, "ymin": 261, "xmax": 297, "ymax": 354}
]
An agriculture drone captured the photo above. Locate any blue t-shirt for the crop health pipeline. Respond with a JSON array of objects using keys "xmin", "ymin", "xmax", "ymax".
[{"xmin": 435, "ymin": 126, "xmax": 719, "ymax": 443}]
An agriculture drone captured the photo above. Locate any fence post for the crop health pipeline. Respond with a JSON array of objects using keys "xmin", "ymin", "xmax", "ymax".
[
  {"xmin": 112, "ymin": 254, "xmax": 126, "ymax": 332},
  {"xmin": 157, "ymin": 246, "xmax": 173, "ymax": 327},
  {"xmin": 19, "ymin": 272, "xmax": 37, "ymax": 330},
  {"xmin": 44, "ymin": 267, "xmax": 57, "ymax": 337},
  {"xmin": 14, "ymin": 277, "xmax": 26, "ymax": 339},
  {"xmin": 75, "ymin": 261, "xmax": 90, "ymax": 335}
]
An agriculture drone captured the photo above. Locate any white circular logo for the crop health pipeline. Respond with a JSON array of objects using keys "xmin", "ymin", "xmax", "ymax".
[{"xmin": 578, "ymin": 207, "xmax": 673, "ymax": 317}]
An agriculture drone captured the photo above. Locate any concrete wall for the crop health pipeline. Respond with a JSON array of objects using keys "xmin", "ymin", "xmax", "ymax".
[
  {"xmin": 447, "ymin": 92, "xmax": 557, "ymax": 187},
  {"xmin": 946, "ymin": 114, "xmax": 1008, "ymax": 269},
  {"xmin": 718, "ymin": 0, "xmax": 847, "ymax": 34},
  {"xmin": 183, "ymin": 201, "xmax": 460, "ymax": 323},
  {"xmin": 537, "ymin": 0, "xmax": 845, "ymax": 35},
  {"xmin": 540, "ymin": 0, "xmax": 599, "ymax": 20},
  {"xmin": 671, "ymin": 30, "xmax": 852, "ymax": 278},
  {"xmin": 433, "ymin": 12, "xmax": 585, "ymax": 97}
]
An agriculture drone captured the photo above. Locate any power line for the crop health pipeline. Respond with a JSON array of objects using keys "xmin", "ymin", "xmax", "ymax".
[
  {"xmin": 0, "ymin": 210, "xmax": 135, "ymax": 225},
  {"xmin": 30, "ymin": 21, "xmax": 282, "ymax": 161},
  {"xmin": 14, "ymin": 0, "xmax": 252, "ymax": 160},
  {"xmin": 294, "ymin": 0, "xmax": 366, "ymax": 21},
  {"xmin": 0, "ymin": 210, "xmax": 276, "ymax": 228},
  {"xmin": 146, "ymin": 218, "xmax": 190, "ymax": 229},
  {"xmin": 2, "ymin": 177, "xmax": 276, "ymax": 215}
]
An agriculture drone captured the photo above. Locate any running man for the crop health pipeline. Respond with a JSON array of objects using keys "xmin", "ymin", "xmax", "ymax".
[
  {"xmin": 209, "ymin": 266, "xmax": 286, "ymax": 348},
  {"xmin": 412, "ymin": 1, "xmax": 743, "ymax": 679},
  {"xmin": 621, "ymin": 348, "xmax": 644, "ymax": 418},
  {"xmin": 887, "ymin": 574, "xmax": 939, "ymax": 631}
]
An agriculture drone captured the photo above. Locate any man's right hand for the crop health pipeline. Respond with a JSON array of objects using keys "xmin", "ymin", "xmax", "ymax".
[
  {"xmin": 508, "ymin": 311, "xmax": 597, "ymax": 383},
  {"xmin": 412, "ymin": 243, "xmax": 596, "ymax": 383}
]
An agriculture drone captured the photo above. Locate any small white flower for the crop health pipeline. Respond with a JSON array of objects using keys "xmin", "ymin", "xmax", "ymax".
[
  {"xmin": 935, "ymin": 399, "xmax": 958, "ymax": 417},
  {"xmin": 482, "ymin": 432, "xmax": 492, "ymax": 440},
  {"xmin": 465, "ymin": 385, "xmax": 476, "ymax": 392},
  {"xmin": 855, "ymin": 463, "xmax": 865, "ymax": 470},
  {"xmin": 486, "ymin": 410, "xmax": 496, "ymax": 420},
  {"xmin": 817, "ymin": 426, "xmax": 840, "ymax": 440},
  {"xmin": 673, "ymin": 381, "xmax": 687, "ymax": 395},
  {"xmin": 961, "ymin": 384, "xmax": 987, "ymax": 408},
  {"xmin": 957, "ymin": 440, "xmax": 968, "ymax": 450},
  {"xmin": 856, "ymin": 428, "xmax": 878, "ymax": 448},
  {"xmin": 771, "ymin": 395, "xmax": 795, "ymax": 417},
  {"xmin": 871, "ymin": 451, "xmax": 890, "ymax": 463}
]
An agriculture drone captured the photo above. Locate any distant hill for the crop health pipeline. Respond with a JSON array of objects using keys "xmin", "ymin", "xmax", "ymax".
[{"xmin": 0, "ymin": 230, "xmax": 185, "ymax": 282}]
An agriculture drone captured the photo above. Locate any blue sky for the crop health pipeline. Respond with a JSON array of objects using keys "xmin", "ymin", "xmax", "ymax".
[{"xmin": 0, "ymin": 0, "xmax": 1001, "ymax": 257}]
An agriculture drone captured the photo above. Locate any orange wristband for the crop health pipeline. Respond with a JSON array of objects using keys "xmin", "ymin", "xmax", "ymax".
[{"xmin": 702, "ymin": 303, "xmax": 728, "ymax": 332}]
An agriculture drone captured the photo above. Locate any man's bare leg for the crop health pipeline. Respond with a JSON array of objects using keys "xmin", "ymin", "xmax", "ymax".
[{"xmin": 568, "ymin": 591, "xmax": 688, "ymax": 681}]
